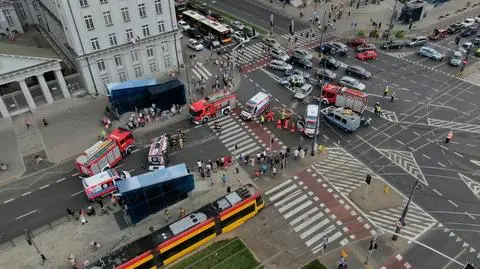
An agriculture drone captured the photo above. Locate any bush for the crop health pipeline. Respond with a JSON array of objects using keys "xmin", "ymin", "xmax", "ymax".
[
  {"xmin": 301, "ymin": 259, "xmax": 327, "ymax": 269},
  {"xmin": 369, "ymin": 29, "xmax": 379, "ymax": 38},
  {"xmin": 357, "ymin": 30, "xmax": 365, "ymax": 37},
  {"xmin": 394, "ymin": 30, "xmax": 405, "ymax": 39}
]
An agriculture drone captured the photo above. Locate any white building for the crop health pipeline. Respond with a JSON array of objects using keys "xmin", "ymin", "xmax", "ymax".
[{"xmin": 20, "ymin": 0, "xmax": 184, "ymax": 96}]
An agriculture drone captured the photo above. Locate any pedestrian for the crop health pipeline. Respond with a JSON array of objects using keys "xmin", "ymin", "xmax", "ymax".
[
  {"xmin": 383, "ymin": 86, "xmax": 389, "ymax": 97},
  {"xmin": 390, "ymin": 92, "xmax": 395, "ymax": 103},
  {"xmin": 458, "ymin": 65, "xmax": 465, "ymax": 76},
  {"xmin": 348, "ymin": 10, "xmax": 351, "ymax": 16},
  {"xmin": 42, "ymin": 118, "xmax": 48, "ymax": 127},
  {"xmin": 294, "ymin": 149, "xmax": 299, "ymax": 160},
  {"xmin": 272, "ymin": 166, "xmax": 277, "ymax": 177},
  {"xmin": 409, "ymin": 22, "xmax": 413, "ymax": 30},
  {"xmin": 164, "ymin": 208, "xmax": 171, "ymax": 222},
  {"xmin": 25, "ymin": 118, "xmax": 31, "ymax": 129},
  {"xmin": 66, "ymin": 207, "xmax": 76, "ymax": 219},
  {"xmin": 260, "ymin": 114, "xmax": 265, "ymax": 126},
  {"xmin": 226, "ymin": 186, "xmax": 231, "ymax": 193},
  {"xmin": 197, "ymin": 160, "xmax": 202, "ymax": 172},
  {"xmin": 90, "ymin": 241, "xmax": 101, "ymax": 249},
  {"xmin": 354, "ymin": 22, "xmax": 357, "ymax": 28},
  {"xmin": 254, "ymin": 170, "xmax": 260, "ymax": 181},
  {"xmin": 445, "ymin": 131, "xmax": 453, "ymax": 144},
  {"xmin": 149, "ymin": 226, "xmax": 154, "ymax": 232},
  {"xmin": 79, "ymin": 209, "xmax": 88, "ymax": 224},
  {"xmin": 179, "ymin": 207, "xmax": 186, "ymax": 218},
  {"xmin": 68, "ymin": 254, "xmax": 76, "ymax": 266},
  {"xmin": 41, "ymin": 254, "xmax": 48, "ymax": 265},
  {"xmin": 111, "ymin": 195, "xmax": 118, "ymax": 207},
  {"xmin": 378, "ymin": 22, "xmax": 382, "ymax": 29}
]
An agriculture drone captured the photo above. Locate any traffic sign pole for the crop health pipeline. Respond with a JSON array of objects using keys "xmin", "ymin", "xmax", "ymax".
[{"xmin": 365, "ymin": 228, "xmax": 380, "ymax": 265}]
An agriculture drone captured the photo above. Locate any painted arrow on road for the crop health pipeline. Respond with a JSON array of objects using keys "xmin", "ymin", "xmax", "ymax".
[
  {"xmin": 364, "ymin": 107, "xmax": 398, "ymax": 123},
  {"xmin": 427, "ymin": 118, "xmax": 480, "ymax": 134},
  {"xmin": 378, "ymin": 149, "xmax": 428, "ymax": 186},
  {"xmin": 382, "ymin": 51, "xmax": 417, "ymax": 58},
  {"xmin": 458, "ymin": 173, "xmax": 480, "ymax": 200}
]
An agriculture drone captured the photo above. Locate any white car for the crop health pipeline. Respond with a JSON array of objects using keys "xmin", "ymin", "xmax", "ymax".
[
  {"xmin": 293, "ymin": 84, "xmax": 313, "ymax": 100},
  {"xmin": 475, "ymin": 15, "xmax": 480, "ymax": 23},
  {"xmin": 188, "ymin": 39, "xmax": 204, "ymax": 51},
  {"xmin": 231, "ymin": 20, "xmax": 245, "ymax": 30},
  {"xmin": 269, "ymin": 60, "xmax": 292, "ymax": 71},
  {"xmin": 271, "ymin": 48, "xmax": 290, "ymax": 62},
  {"xmin": 461, "ymin": 18, "xmax": 475, "ymax": 28},
  {"xmin": 262, "ymin": 37, "xmax": 281, "ymax": 49},
  {"xmin": 178, "ymin": 20, "xmax": 191, "ymax": 31},
  {"xmin": 339, "ymin": 76, "xmax": 366, "ymax": 91},
  {"xmin": 232, "ymin": 31, "xmax": 249, "ymax": 43}
]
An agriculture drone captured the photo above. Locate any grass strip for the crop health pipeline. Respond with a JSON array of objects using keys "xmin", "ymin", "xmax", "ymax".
[{"xmin": 300, "ymin": 259, "xmax": 327, "ymax": 269}]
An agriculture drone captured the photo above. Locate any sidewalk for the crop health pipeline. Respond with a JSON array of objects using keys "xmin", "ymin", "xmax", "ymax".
[{"xmin": 0, "ymin": 165, "xmax": 255, "ymax": 269}]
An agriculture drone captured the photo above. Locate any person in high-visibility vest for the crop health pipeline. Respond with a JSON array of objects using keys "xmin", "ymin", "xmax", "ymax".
[
  {"xmin": 259, "ymin": 114, "xmax": 265, "ymax": 126},
  {"xmin": 276, "ymin": 119, "xmax": 282, "ymax": 129},
  {"xmin": 280, "ymin": 110, "xmax": 286, "ymax": 121},
  {"xmin": 446, "ymin": 131, "xmax": 454, "ymax": 144},
  {"xmin": 383, "ymin": 86, "xmax": 389, "ymax": 97}
]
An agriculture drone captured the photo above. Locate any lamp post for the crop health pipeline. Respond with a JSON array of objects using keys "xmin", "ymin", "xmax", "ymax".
[
  {"xmin": 392, "ymin": 180, "xmax": 421, "ymax": 241},
  {"xmin": 386, "ymin": 0, "xmax": 399, "ymax": 38},
  {"xmin": 311, "ymin": 9, "xmax": 327, "ymax": 156}
]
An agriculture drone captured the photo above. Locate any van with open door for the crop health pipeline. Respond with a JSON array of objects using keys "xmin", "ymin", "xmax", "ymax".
[{"xmin": 240, "ymin": 92, "xmax": 271, "ymax": 120}]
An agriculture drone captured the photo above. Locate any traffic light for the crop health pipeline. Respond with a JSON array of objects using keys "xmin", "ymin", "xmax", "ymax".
[
  {"xmin": 369, "ymin": 240, "xmax": 378, "ymax": 250},
  {"xmin": 365, "ymin": 174, "xmax": 372, "ymax": 185},
  {"xmin": 465, "ymin": 263, "xmax": 475, "ymax": 269}
]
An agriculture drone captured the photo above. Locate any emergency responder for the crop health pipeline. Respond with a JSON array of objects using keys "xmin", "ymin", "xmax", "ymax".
[
  {"xmin": 390, "ymin": 92, "xmax": 395, "ymax": 103},
  {"xmin": 374, "ymin": 102, "xmax": 380, "ymax": 114},
  {"xmin": 290, "ymin": 122, "xmax": 296, "ymax": 133},
  {"xmin": 283, "ymin": 117, "xmax": 290, "ymax": 129},
  {"xmin": 280, "ymin": 109, "xmax": 286, "ymax": 122},
  {"xmin": 446, "ymin": 131, "xmax": 453, "ymax": 144},
  {"xmin": 178, "ymin": 137, "xmax": 184, "ymax": 149},
  {"xmin": 383, "ymin": 86, "xmax": 389, "ymax": 97},
  {"xmin": 276, "ymin": 119, "xmax": 282, "ymax": 129},
  {"xmin": 259, "ymin": 114, "xmax": 265, "ymax": 126}
]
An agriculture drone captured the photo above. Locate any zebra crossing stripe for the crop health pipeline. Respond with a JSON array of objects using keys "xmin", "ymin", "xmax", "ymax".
[
  {"xmin": 269, "ymin": 184, "xmax": 297, "ymax": 202},
  {"xmin": 195, "ymin": 64, "xmax": 210, "ymax": 79},
  {"xmin": 306, "ymin": 224, "xmax": 336, "ymax": 246},
  {"xmin": 191, "ymin": 69, "xmax": 202, "ymax": 80},
  {"xmin": 265, "ymin": 179, "xmax": 293, "ymax": 195},
  {"xmin": 221, "ymin": 124, "xmax": 240, "ymax": 134},
  {"xmin": 301, "ymin": 219, "xmax": 330, "ymax": 240},
  {"xmin": 227, "ymin": 139, "xmax": 253, "ymax": 151},
  {"xmin": 240, "ymin": 145, "xmax": 262, "ymax": 157},
  {"xmin": 294, "ymin": 212, "xmax": 324, "ymax": 232},
  {"xmin": 207, "ymin": 115, "xmax": 232, "ymax": 125},
  {"xmin": 285, "ymin": 202, "xmax": 316, "ymax": 220},
  {"xmin": 197, "ymin": 63, "xmax": 211, "ymax": 77},
  {"xmin": 221, "ymin": 131, "xmax": 248, "ymax": 144},
  {"xmin": 278, "ymin": 194, "xmax": 309, "ymax": 213},
  {"xmin": 274, "ymin": 190, "xmax": 302, "ymax": 207}
]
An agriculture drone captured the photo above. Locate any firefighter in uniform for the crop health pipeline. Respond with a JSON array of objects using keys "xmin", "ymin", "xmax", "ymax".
[
  {"xmin": 267, "ymin": 111, "xmax": 274, "ymax": 122},
  {"xmin": 276, "ymin": 119, "xmax": 282, "ymax": 129},
  {"xmin": 283, "ymin": 117, "xmax": 290, "ymax": 129}
]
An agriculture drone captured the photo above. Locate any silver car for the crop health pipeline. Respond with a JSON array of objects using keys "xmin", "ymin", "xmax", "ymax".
[
  {"xmin": 339, "ymin": 76, "xmax": 366, "ymax": 91},
  {"xmin": 269, "ymin": 60, "xmax": 292, "ymax": 71}
]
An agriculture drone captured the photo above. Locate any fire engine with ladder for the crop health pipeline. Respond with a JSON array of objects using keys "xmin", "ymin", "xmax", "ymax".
[{"xmin": 188, "ymin": 90, "xmax": 236, "ymax": 124}]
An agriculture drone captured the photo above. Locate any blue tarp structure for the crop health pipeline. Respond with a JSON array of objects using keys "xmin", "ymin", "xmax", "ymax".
[
  {"xmin": 117, "ymin": 163, "xmax": 195, "ymax": 224},
  {"xmin": 106, "ymin": 78, "xmax": 186, "ymax": 117}
]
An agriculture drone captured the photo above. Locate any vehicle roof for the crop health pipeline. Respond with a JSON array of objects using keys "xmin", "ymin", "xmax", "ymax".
[
  {"xmin": 247, "ymin": 92, "xmax": 269, "ymax": 105},
  {"xmin": 108, "ymin": 127, "xmax": 132, "ymax": 141},
  {"xmin": 306, "ymin": 104, "xmax": 319, "ymax": 117},
  {"xmin": 340, "ymin": 76, "xmax": 356, "ymax": 82},
  {"xmin": 325, "ymin": 107, "xmax": 360, "ymax": 119},
  {"xmin": 149, "ymin": 136, "xmax": 168, "ymax": 156},
  {"xmin": 83, "ymin": 169, "xmax": 117, "ymax": 187}
]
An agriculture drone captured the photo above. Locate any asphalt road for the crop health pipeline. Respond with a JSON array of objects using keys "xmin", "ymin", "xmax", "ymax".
[{"xmin": 0, "ymin": 119, "xmax": 230, "ymax": 244}]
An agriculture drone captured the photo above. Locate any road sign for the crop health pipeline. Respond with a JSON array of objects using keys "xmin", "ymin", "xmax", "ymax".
[{"xmin": 396, "ymin": 221, "xmax": 402, "ymax": 227}]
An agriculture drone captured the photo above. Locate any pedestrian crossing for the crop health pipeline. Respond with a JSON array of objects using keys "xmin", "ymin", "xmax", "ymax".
[
  {"xmin": 280, "ymin": 27, "xmax": 331, "ymax": 47},
  {"xmin": 191, "ymin": 62, "xmax": 213, "ymax": 80},
  {"xmin": 206, "ymin": 114, "xmax": 264, "ymax": 157},
  {"xmin": 219, "ymin": 42, "xmax": 269, "ymax": 66},
  {"xmin": 312, "ymin": 147, "xmax": 438, "ymax": 241}
]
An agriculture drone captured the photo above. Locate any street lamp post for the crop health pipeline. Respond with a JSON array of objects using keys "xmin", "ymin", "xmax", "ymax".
[
  {"xmin": 386, "ymin": 0, "xmax": 399, "ymax": 38},
  {"xmin": 269, "ymin": 14, "xmax": 274, "ymax": 37},
  {"xmin": 231, "ymin": 40, "xmax": 246, "ymax": 77},
  {"xmin": 392, "ymin": 180, "xmax": 421, "ymax": 241},
  {"xmin": 311, "ymin": 9, "xmax": 327, "ymax": 156}
]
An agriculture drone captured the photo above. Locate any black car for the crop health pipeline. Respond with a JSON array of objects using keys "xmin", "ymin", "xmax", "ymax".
[
  {"xmin": 290, "ymin": 55, "xmax": 313, "ymax": 69},
  {"xmin": 381, "ymin": 39, "xmax": 404, "ymax": 49},
  {"xmin": 203, "ymin": 35, "xmax": 221, "ymax": 49},
  {"xmin": 187, "ymin": 28, "xmax": 202, "ymax": 39},
  {"xmin": 319, "ymin": 56, "xmax": 340, "ymax": 69},
  {"xmin": 315, "ymin": 68, "xmax": 337, "ymax": 82},
  {"xmin": 346, "ymin": 65, "xmax": 371, "ymax": 79},
  {"xmin": 461, "ymin": 26, "xmax": 478, "ymax": 37},
  {"xmin": 447, "ymin": 23, "xmax": 464, "ymax": 34},
  {"xmin": 315, "ymin": 43, "xmax": 335, "ymax": 55}
]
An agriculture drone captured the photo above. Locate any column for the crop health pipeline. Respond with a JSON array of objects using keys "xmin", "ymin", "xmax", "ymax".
[
  {"xmin": 0, "ymin": 96, "xmax": 9, "ymax": 118},
  {"xmin": 54, "ymin": 69, "xmax": 71, "ymax": 98},
  {"xmin": 36, "ymin": 74, "xmax": 54, "ymax": 104},
  {"xmin": 19, "ymin": 79, "xmax": 36, "ymax": 110}
]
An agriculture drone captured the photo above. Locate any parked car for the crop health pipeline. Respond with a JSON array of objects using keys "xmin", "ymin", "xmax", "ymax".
[
  {"xmin": 356, "ymin": 50, "xmax": 378, "ymax": 61},
  {"xmin": 280, "ymin": 74, "xmax": 306, "ymax": 88},
  {"xmin": 381, "ymin": 39, "xmax": 404, "ymax": 49},
  {"xmin": 330, "ymin": 42, "xmax": 348, "ymax": 55},
  {"xmin": 290, "ymin": 55, "xmax": 313, "ymax": 69},
  {"xmin": 203, "ymin": 35, "xmax": 221, "ymax": 49},
  {"xmin": 405, "ymin": 36, "xmax": 428, "ymax": 47},
  {"xmin": 475, "ymin": 15, "xmax": 480, "ymax": 23},
  {"xmin": 347, "ymin": 38, "xmax": 367, "ymax": 47},
  {"xmin": 232, "ymin": 31, "xmax": 249, "ymax": 43},
  {"xmin": 262, "ymin": 37, "xmax": 281, "ymax": 49},
  {"xmin": 315, "ymin": 69, "xmax": 337, "ymax": 82},
  {"xmin": 178, "ymin": 20, "xmax": 191, "ymax": 31},
  {"xmin": 339, "ymin": 76, "xmax": 366, "ymax": 91},
  {"xmin": 418, "ymin": 46, "xmax": 444, "ymax": 61},
  {"xmin": 269, "ymin": 60, "xmax": 292, "ymax": 71},
  {"xmin": 271, "ymin": 48, "xmax": 290, "ymax": 62},
  {"xmin": 345, "ymin": 65, "xmax": 372, "ymax": 79},
  {"xmin": 187, "ymin": 28, "xmax": 202, "ymax": 39},
  {"xmin": 447, "ymin": 23, "xmax": 463, "ymax": 34},
  {"xmin": 188, "ymin": 39, "xmax": 204, "ymax": 51},
  {"xmin": 462, "ymin": 41, "xmax": 474, "ymax": 51},
  {"xmin": 285, "ymin": 69, "xmax": 311, "ymax": 80},
  {"xmin": 461, "ymin": 26, "xmax": 478, "ymax": 37},
  {"xmin": 319, "ymin": 56, "xmax": 340, "ymax": 69},
  {"xmin": 315, "ymin": 43, "xmax": 336, "ymax": 54},
  {"xmin": 292, "ymin": 48, "xmax": 313, "ymax": 60},
  {"xmin": 356, "ymin": 43, "xmax": 376, "ymax": 52},
  {"xmin": 461, "ymin": 18, "xmax": 476, "ymax": 28},
  {"xmin": 474, "ymin": 34, "xmax": 480, "ymax": 45},
  {"xmin": 324, "ymin": 107, "xmax": 360, "ymax": 132},
  {"xmin": 243, "ymin": 26, "xmax": 259, "ymax": 39},
  {"xmin": 449, "ymin": 51, "xmax": 463, "ymax": 66},
  {"xmin": 293, "ymin": 84, "xmax": 314, "ymax": 101},
  {"xmin": 231, "ymin": 20, "xmax": 245, "ymax": 30}
]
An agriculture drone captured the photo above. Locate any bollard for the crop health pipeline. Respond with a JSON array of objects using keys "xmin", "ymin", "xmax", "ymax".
[{"xmin": 384, "ymin": 184, "xmax": 390, "ymax": 194}]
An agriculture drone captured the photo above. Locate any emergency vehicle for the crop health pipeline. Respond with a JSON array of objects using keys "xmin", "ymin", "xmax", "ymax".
[
  {"xmin": 82, "ymin": 169, "xmax": 131, "ymax": 201},
  {"xmin": 302, "ymin": 104, "xmax": 320, "ymax": 137},
  {"xmin": 319, "ymin": 84, "xmax": 368, "ymax": 114},
  {"xmin": 189, "ymin": 90, "xmax": 236, "ymax": 124},
  {"xmin": 241, "ymin": 92, "xmax": 271, "ymax": 120},
  {"xmin": 148, "ymin": 135, "xmax": 169, "ymax": 168},
  {"xmin": 75, "ymin": 128, "xmax": 135, "ymax": 176}
]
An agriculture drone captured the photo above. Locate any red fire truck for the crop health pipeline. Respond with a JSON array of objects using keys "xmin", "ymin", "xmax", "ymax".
[
  {"xmin": 189, "ymin": 90, "xmax": 236, "ymax": 124},
  {"xmin": 75, "ymin": 128, "xmax": 136, "ymax": 176},
  {"xmin": 319, "ymin": 84, "xmax": 368, "ymax": 114}
]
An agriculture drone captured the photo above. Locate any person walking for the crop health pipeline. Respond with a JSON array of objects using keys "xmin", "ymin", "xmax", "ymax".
[
  {"xmin": 25, "ymin": 118, "xmax": 31, "ymax": 129},
  {"xmin": 179, "ymin": 207, "xmax": 186, "ymax": 218},
  {"xmin": 164, "ymin": 208, "xmax": 171, "ymax": 222},
  {"xmin": 383, "ymin": 86, "xmax": 389, "ymax": 97},
  {"xmin": 390, "ymin": 92, "xmax": 396, "ymax": 103},
  {"xmin": 294, "ymin": 149, "xmax": 300, "ymax": 160},
  {"xmin": 66, "ymin": 207, "xmax": 76, "ymax": 219},
  {"xmin": 41, "ymin": 254, "xmax": 48, "ymax": 265},
  {"xmin": 259, "ymin": 114, "xmax": 265, "ymax": 126},
  {"xmin": 446, "ymin": 131, "xmax": 453, "ymax": 144},
  {"xmin": 79, "ymin": 209, "xmax": 88, "ymax": 224},
  {"xmin": 272, "ymin": 166, "xmax": 277, "ymax": 177}
]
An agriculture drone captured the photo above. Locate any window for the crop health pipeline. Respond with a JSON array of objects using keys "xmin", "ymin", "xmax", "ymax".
[
  {"xmin": 3, "ymin": 10, "xmax": 14, "ymax": 26},
  {"xmin": 138, "ymin": 3, "xmax": 146, "ymax": 18},
  {"xmin": 100, "ymin": 0, "xmax": 108, "ymax": 3},
  {"xmin": 114, "ymin": 55, "xmax": 122, "ymax": 67},
  {"xmin": 158, "ymin": 21, "xmax": 165, "ymax": 33},
  {"xmin": 154, "ymin": 0, "xmax": 163, "ymax": 14},
  {"xmin": 101, "ymin": 76, "xmax": 110, "ymax": 86},
  {"xmin": 90, "ymin": 38, "xmax": 100, "ymax": 50},
  {"xmin": 149, "ymin": 61, "xmax": 158, "ymax": 73},
  {"xmin": 17, "ymin": 3, "xmax": 28, "ymax": 20},
  {"xmin": 163, "ymin": 55, "xmax": 172, "ymax": 68},
  {"xmin": 130, "ymin": 50, "xmax": 139, "ymax": 62},
  {"xmin": 142, "ymin": 25, "xmax": 150, "ymax": 37},
  {"xmin": 146, "ymin": 46, "xmax": 154, "ymax": 57},
  {"xmin": 121, "ymin": 7, "xmax": 130, "ymax": 22},
  {"xmin": 32, "ymin": 2, "xmax": 39, "ymax": 10},
  {"xmin": 103, "ymin": 11, "xmax": 112, "ymax": 25},
  {"xmin": 161, "ymin": 226, "xmax": 216, "ymax": 259},
  {"xmin": 119, "ymin": 71, "xmax": 127, "ymax": 82},
  {"xmin": 126, "ymin": 29, "xmax": 133, "ymax": 41},
  {"xmin": 97, "ymin": 59, "xmax": 106, "ymax": 71},
  {"xmin": 221, "ymin": 204, "xmax": 255, "ymax": 228},
  {"xmin": 161, "ymin": 42, "xmax": 169, "ymax": 53},
  {"xmin": 79, "ymin": 0, "xmax": 88, "ymax": 8},
  {"xmin": 84, "ymin": 15, "xmax": 94, "ymax": 30},
  {"xmin": 108, "ymin": 33, "xmax": 117, "ymax": 46},
  {"xmin": 134, "ymin": 66, "xmax": 142, "ymax": 78}
]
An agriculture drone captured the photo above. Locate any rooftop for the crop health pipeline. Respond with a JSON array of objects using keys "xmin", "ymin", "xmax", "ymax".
[{"xmin": 0, "ymin": 43, "xmax": 60, "ymax": 60}]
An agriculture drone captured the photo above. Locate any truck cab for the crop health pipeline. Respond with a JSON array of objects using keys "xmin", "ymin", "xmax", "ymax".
[
  {"xmin": 189, "ymin": 90, "xmax": 236, "ymax": 124},
  {"xmin": 108, "ymin": 128, "xmax": 136, "ymax": 155}
]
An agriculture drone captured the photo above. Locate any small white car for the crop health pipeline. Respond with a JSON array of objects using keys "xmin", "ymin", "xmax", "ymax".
[
  {"xmin": 461, "ymin": 18, "xmax": 475, "ymax": 28},
  {"xmin": 339, "ymin": 76, "xmax": 366, "ymax": 91},
  {"xmin": 269, "ymin": 60, "xmax": 292, "ymax": 71},
  {"xmin": 231, "ymin": 20, "xmax": 245, "ymax": 30},
  {"xmin": 178, "ymin": 20, "xmax": 191, "ymax": 31},
  {"xmin": 294, "ymin": 84, "xmax": 313, "ymax": 100},
  {"xmin": 462, "ymin": 41, "xmax": 474, "ymax": 50},
  {"xmin": 232, "ymin": 31, "xmax": 249, "ymax": 43},
  {"xmin": 188, "ymin": 39, "xmax": 204, "ymax": 51},
  {"xmin": 475, "ymin": 15, "xmax": 480, "ymax": 23},
  {"xmin": 271, "ymin": 48, "xmax": 290, "ymax": 62},
  {"xmin": 262, "ymin": 37, "xmax": 281, "ymax": 49}
]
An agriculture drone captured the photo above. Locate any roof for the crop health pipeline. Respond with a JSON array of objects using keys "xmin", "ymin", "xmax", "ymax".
[
  {"xmin": 341, "ymin": 88, "xmax": 368, "ymax": 97},
  {"xmin": 108, "ymin": 128, "xmax": 132, "ymax": 141},
  {"xmin": 83, "ymin": 169, "xmax": 117, "ymax": 187},
  {"xmin": 247, "ymin": 92, "xmax": 269, "ymax": 105},
  {"xmin": 306, "ymin": 104, "xmax": 319, "ymax": 117},
  {"xmin": 0, "ymin": 43, "xmax": 60, "ymax": 60},
  {"xmin": 76, "ymin": 140, "xmax": 117, "ymax": 165},
  {"xmin": 116, "ymin": 163, "xmax": 189, "ymax": 193},
  {"xmin": 107, "ymin": 78, "xmax": 160, "ymax": 91}
]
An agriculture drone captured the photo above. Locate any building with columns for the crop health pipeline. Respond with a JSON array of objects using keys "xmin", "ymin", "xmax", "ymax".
[{"xmin": 0, "ymin": 43, "xmax": 70, "ymax": 118}]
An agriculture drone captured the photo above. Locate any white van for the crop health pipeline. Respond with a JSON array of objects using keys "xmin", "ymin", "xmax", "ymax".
[
  {"xmin": 297, "ymin": 104, "xmax": 319, "ymax": 138},
  {"xmin": 241, "ymin": 92, "xmax": 271, "ymax": 120}
]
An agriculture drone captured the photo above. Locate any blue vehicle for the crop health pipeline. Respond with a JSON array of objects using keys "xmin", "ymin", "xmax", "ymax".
[{"xmin": 418, "ymin": 46, "xmax": 444, "ymax": 61}]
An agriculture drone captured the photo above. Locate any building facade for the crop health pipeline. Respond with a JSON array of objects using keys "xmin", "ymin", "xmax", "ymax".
[{"xmin": 24, "ymin": 0, "xmax": 184, "ymax": 95}]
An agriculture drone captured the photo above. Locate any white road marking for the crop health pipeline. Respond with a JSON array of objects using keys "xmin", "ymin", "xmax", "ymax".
[
  {"xmin": 412, "ymin": 131, "xmax": 421, "ymax": 136},
  {"xmin": 144, "ymin": 144, "xmax": 151, "ymax": 148},
  {"xmin": 132, "ymin": 149, "xmax": 140, "ymax": 153},
  {"xmin": 465, "ymin": 212, "xmax": 476, "ymax": 220},
  {"xmin": 70, "ymin": 190, "xmax": 84, "ymax": 197},
  {"xmin": 71, "ymin": 173, "xmax": 80, "ymax": 177},
  {"xmin": 395, "ymin": 139, "xmax": 404, "ymax": 145},
  {"xmin": 433, "ymin": 189, "xmax": 443, "ymax": 196},
  {"xmin": 3, "ymin": 198, "xmax": 14, "ymax": 204},
  {"xmin": 22, "ymin": 192, "xmax": 32, "ymax": 197},
  {"xmin": 422, "ymin": 154, "xmax": 431, "ymax": 160},
  {"xmin": 453, "ymin": 152, "xmax": 464, "ymax": 158},
  {"xmin": 441, "ymin": 248, "xmax": 466, "ymax": 269},
  {"xmin": 448, "ymin": 200, "xmax": 458, "ymax": 207},
  {"xmin": 56, "ymin": 178, "xmax": 66, "ymax": 183},
  {"xmin": 15, "ymin": 210, "xmax": 38, "ymax": 220},
  {"xmin": 437, "ymin": 162, "xmax": 447, "ymax": 168}
]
